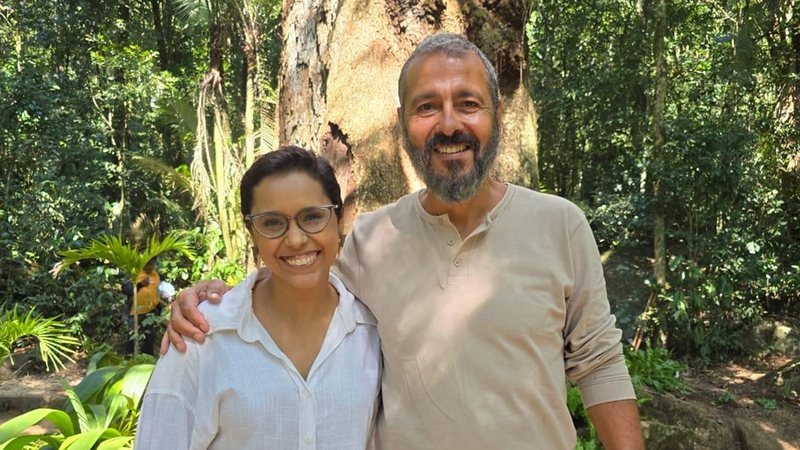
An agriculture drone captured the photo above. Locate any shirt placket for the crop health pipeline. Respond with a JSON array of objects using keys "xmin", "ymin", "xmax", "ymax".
[
  {"xmin": 297, "ymin": 380, "xmax": 316, "ymax": 450},
  {"xmin": 433, "ymin": 217, "xmax": 469, "ymax": 287}
]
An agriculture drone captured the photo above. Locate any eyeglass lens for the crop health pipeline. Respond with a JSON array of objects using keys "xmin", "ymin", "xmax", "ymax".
[{"xmin": 253, "ymin": 206, "xmax": 333, "ymax": 238}]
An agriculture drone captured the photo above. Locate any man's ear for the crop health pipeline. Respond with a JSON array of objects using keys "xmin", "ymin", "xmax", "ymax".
[{"xmin": 397, "ymin": 106, "xmax": 403, "ymax": 124}]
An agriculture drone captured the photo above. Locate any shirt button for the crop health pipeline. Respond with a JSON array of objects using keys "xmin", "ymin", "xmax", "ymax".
[
  {"xmin": 447, "ymin": 239, "xmax": 455, "ymax": 246},
  {"xmin": 304, "ymin": 436, "xmax": 313, "ymax": 444},
  {"xmin": 454, "ymin": 259, "xmax": 462, "ymax": 267},
  {"xmin": 303, "ymin": 390, "xmax": 311, "ymax": 397}
]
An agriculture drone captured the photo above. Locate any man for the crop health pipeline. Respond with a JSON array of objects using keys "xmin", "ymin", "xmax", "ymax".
[
  {"xmin": 167, "ymin": 34, "xmax": 644, "ymax": 449},
  {"xmin": 123, "ymin": 258, "xmax": 174, "ymax": 355}
]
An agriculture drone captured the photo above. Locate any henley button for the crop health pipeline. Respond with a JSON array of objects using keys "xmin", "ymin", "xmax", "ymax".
[
  {"xmin": 447, "ymin": 239, "xmax": 455, "ymax": 246},
  {"xmin": 304, "ymin": 436, "xmax": 313, "ymax": 444},
  {"xmin": 454, "ymin": 259, "xmax": 462, "ymax": 267},
  {"xmin": 304, "ymin": 390, "xmax": 311, "ymax": 397}
]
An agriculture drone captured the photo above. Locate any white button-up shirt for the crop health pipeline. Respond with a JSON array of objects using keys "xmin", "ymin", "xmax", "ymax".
[{"xmin": 135, "ymin": 270, "xmax": 382, "ymax": 450}]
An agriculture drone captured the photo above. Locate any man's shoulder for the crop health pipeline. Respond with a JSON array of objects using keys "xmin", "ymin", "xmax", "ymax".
[
  {"xmin": 505, "ymin": 184, "xmax": 586, "ymax": 220},
  {"xmin": 351, "ymin": 190, "xmax": 419, "ymax": 233}
]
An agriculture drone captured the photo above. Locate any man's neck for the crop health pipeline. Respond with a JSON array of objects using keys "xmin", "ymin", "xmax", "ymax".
[{"xmin": 420, "ymin": 178, "xmax": 508, "ymax": 239}]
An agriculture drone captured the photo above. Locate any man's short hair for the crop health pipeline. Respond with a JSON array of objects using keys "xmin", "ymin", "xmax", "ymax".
[{"xmin": 397, "ymin": 33, "xmax": 500, "ymax": 111}]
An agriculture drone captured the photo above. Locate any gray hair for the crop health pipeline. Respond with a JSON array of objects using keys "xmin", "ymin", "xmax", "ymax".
[{"xmin": 397, "ymin": 33, "xmax": 500, "ymax": 111}]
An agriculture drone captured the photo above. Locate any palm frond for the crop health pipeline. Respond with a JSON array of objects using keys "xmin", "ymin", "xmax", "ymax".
[
  {"xmin": 129, "ymin": 155, "xmax": 192, "ymax": 195},
  {"xmin": 52, "ymin": 232, "xmax": 194, "ymax": 281},
  {"xmin": 171, "ymin": 0, "xmax": 210, "ymax": 25},
  {"xmin": 0, "ymin": 306, "xmax": 79, "ymax": 372},
  {"xmin": 52, "ymin": 235, "xmax": 142, "ymax": 279},
  {"xmin": 141, "ymin": 231, "xmax": 196, "ymax": 264}
]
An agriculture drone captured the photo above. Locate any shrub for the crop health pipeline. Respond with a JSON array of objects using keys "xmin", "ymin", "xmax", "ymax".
[
  {"xmin": 0, "ymin": 305, "xmax": 79, "ymax": 372},
  {"xmin": 0, "ymin": 348, "xmax": 155, "ymax": 449}
]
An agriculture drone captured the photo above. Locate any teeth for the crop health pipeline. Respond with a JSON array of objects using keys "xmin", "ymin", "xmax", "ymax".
[
  {"xmin": 283, "ymin": 253, "xmax": 317, "ymax": 267},
  {"xmin": 436, "ymin": 144, "xmax": 467, "ymax": 154}
]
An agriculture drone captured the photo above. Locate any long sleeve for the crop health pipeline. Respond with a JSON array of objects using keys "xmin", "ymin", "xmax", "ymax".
[
  {"xmin": 563, "ymin": 211, "xmax": 635, "ymax": 408},
  {"xmin": 135, "ymin": 342, "xmax": 206, "ymax": 450}
]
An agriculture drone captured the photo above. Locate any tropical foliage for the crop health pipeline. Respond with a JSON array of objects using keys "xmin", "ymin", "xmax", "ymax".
[
  {"xmin": 52, "ymin": 231, "xmax": 195, "ymax": 355},
  {"xmin": 0, "ymin": 305, "xmax": 80, "ymax": 372},
  {"xmin": 0, "ymin": 348, "xmax": 154, "ymax": 449},
  {"xmin": 528, "ymin": 0, "xmax": 799, "ymax": 359}
]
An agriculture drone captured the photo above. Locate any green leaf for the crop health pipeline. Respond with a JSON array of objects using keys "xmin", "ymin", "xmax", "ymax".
[
  {"xmin": 96, "ymin": 436, "xmax": 134, "ymax": 450},
  {"xmin": 120, "ymin": 364, "xmax": 155, "ymax": 409},
  {"xmin": 0, "ymin": 434, "xmax": 62, "ymax": 450},
  {"xmin": 63, "ymin": 382, "xmax": 90, "ymax": 433},
  {"xmin": 0, "ymin": 408, "xmax": 74, "ymax": 442},
  {"xmin": 60, "ymin": 429, "xmax": 118, "ymax": 450},
  {"xmin": 73, "ymin": 366, "xmax": 126, "ymax": 404}
]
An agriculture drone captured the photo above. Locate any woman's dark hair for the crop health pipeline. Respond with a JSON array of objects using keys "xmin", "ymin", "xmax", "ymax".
[{"xmin": 240, "ymin": 146, "xmax": 343, "ymax": 222}]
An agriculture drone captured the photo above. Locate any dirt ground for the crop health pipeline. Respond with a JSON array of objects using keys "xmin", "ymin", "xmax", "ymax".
[
  {"xmin": 675, "ymin": 356, "xmax": 800, "ymax": 449},
  {"xmin": 0, "ymin": 359, "xmax": 85, "ymax": 434}
]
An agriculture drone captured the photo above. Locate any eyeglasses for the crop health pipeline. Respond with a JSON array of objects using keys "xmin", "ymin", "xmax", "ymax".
[{"xmin": 245, "ymin": 205, "xmax": 339, "ymax": 239}]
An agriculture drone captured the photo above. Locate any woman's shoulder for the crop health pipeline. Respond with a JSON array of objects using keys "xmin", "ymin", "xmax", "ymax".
[{"xmin": 200, "ymin": 270, "xmax": 262, "ymax": 333}]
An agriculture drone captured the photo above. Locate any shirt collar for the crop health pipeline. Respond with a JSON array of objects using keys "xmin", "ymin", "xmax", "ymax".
[
  {"xmin": 206, "ymin": 268, "xmax": 376, "ymax": 346},
  {"xmin": 412, "ymin": 184, "xmax": 517, "ymax": 231}
]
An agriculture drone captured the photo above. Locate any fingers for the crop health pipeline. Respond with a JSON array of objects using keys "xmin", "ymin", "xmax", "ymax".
[
  {"xmin": 165, "ymin": 322, "xmax": 187, "ymax": 353},
  {"xmin": 205, "ymin": 279, "xmax": 230, "ymax": 304},
  {"xmin": 172, "ymin": 289, "xmax": 208, "ymax": 342},
  {"xmin": 165, "ymin": 279, "xmax": 232, "ymax": 352},
  {"xmin": 159, "ymin": 331, "xmax": 172, "ymax": 355}
]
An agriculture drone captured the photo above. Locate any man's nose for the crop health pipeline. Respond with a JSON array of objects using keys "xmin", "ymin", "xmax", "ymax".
[{"xmin": 437, "ymin": 103, "xmax": 462, "ymax": 136}]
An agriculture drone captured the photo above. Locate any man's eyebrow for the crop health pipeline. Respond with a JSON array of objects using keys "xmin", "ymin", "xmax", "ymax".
[
  {"xmin": 454, "ymin": 88, "xmax": 487, "ymax": 101},
  {"xmin": 408, "ymin": 91, "xmax": 438, "ymax": 105},
  {"xmin": 408, "ymin": 89, "xmax": 487, "ymax": 105}
]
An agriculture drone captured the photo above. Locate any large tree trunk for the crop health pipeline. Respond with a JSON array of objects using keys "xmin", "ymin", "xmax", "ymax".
[{"xmin": 279, "ymin": 0, "xmax": 538, "ymax": 231}]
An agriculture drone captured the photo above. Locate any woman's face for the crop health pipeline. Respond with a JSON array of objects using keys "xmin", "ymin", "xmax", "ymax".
[{"xmin": 248, "ymin": 171, "xmax": 341, "ymax": 291}]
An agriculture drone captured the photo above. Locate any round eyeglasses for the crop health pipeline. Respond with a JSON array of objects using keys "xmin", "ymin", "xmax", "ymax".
[{"xmin": 245, "ymin": 204, "xmax": 339, "ymax": 239}]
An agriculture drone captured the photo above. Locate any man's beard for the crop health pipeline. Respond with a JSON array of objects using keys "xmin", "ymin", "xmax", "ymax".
[{"xmin": 402, "ymin": 120, "xmax": 501, "ymax": 204}]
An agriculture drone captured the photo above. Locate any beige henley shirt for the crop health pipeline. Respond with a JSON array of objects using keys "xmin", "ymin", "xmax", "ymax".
[{"xmin": 335, "ymin": 184, "xmax": 635, "ymax": 449}]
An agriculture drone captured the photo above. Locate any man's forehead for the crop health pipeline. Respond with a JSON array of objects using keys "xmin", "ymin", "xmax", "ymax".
[{"xmin": 403, "ymin": 52, "xmax": 489, "ymax": 95}]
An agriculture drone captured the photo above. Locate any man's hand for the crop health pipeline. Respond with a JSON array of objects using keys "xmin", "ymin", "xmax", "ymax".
[{"xmin": 160, "ymin": 279, "xmax": 230, "ymax": 354}]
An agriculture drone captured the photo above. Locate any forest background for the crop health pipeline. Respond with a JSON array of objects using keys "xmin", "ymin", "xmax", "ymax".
[{"xmin": 0, "ymin": 0, "xmax": 798, "ymax": 447}]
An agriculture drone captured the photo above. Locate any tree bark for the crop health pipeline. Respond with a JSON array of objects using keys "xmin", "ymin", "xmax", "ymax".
[
  {"xmin": 652, "ymin": 0, "xmax": 667, "ymax": 288},
  {"xmin": 279, "ymin": 0, "xmax": 538, "ymax": 231},
  {"xmin": 149, "ymin": 0, "xmax": 169, "ymax": 70}
]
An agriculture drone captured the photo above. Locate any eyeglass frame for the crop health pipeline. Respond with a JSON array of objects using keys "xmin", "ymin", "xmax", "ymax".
[{"xmin": 245, "ymin": 204, "xmax": 340, "ymax": 239}]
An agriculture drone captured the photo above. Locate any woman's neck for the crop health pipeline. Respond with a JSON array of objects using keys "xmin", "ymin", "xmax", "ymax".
[{"xmin": 253, "ymin": 276, "xmax": 339, "ymax": 324}]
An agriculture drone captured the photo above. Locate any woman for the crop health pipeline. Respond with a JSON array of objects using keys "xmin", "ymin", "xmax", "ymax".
[{"xmin": 135, "ymin": 146, "xmax": 381, "ymax": 449}]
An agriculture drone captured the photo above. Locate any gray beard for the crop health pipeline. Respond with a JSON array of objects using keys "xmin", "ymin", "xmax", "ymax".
[{"xmin": 402, "ymin": 122, "xmax": 501, "ymax": 204}]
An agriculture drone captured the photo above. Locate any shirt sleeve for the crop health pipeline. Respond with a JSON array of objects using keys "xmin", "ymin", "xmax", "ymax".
[
  {"xmin": 134, "ymin": 342, "xmax": 206, "ymax": 450},
  {"xmin": 562, "ymin": 210, "xmax": 636, "ymax": 408}
]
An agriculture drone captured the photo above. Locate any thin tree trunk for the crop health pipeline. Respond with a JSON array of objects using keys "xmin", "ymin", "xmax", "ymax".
[
  {"xmin": 652, "ymin": 0, "xmax": 667, "ymax": 288},
  {"xmin": 150, "ymin": 0, "xmax": 169, "ymax": 70},
  {"xmin": 132, "ymin": 283, "xmax": 139, "ymax": 356}
]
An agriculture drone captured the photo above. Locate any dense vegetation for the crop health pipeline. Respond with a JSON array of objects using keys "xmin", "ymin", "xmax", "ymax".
[
  {"xmin": 1, "ymin": 0, "xmax": 797, "ymax": 447},
  {"xmin": 1, "ymin": 0, "xmax": 798, "ymax": 399},
  {"xmin": 528, "ymin": 0, "xmax": 798, "ymax": 358}
]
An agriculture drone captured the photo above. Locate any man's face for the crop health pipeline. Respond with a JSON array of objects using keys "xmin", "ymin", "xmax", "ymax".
[{"xmin": 399, "ymin": 52, "xmax": 501, "ymax": 204}]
